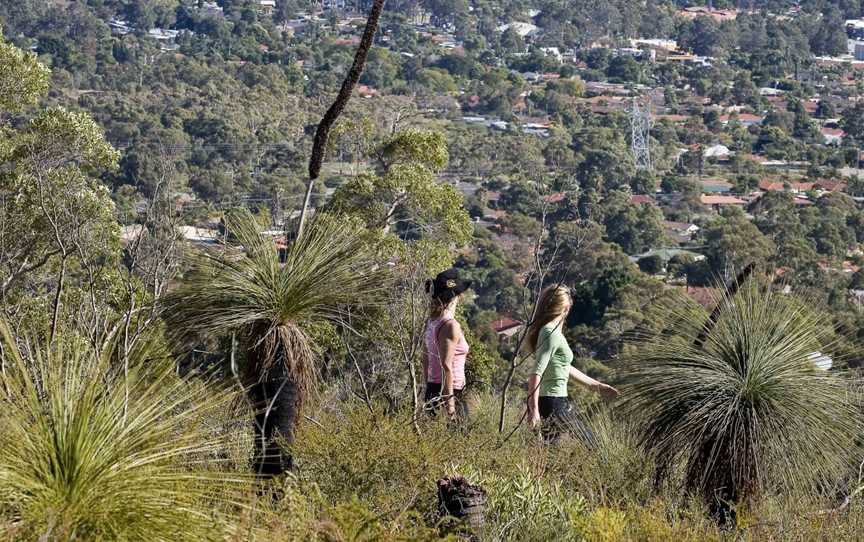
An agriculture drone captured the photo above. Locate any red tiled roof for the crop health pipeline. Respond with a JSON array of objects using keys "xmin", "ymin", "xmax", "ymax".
[
  {"xmin": 720, "ymin": 113, "xmax": 763, "ymax": 123},
  {"xmin": 631, "ymin": 194, "xmax": 654, "ymax": 205},
  {"xmin": 683, "ymin": 286, "xmax": 718, "ymax": 308},
  {"xmin": 356, "ymin": 84, "xmax": 378, "ymax": 97},
  {"xmin": 491, "ymin": 317, "xmax": 522, "ymax": 333},
  {"xmin": 335, "ymin": 37, "xmax": 361, "ymax": 46},
  {"xmin": 701, "ymin": 194, "xmax": 746, "ymax": 205},
  {"xmin": 759, "ymin": 180, "xmax": 785, "ymax": 191},
  {"xmin": 816, "ymin": 179, "xmax": 846, "ymax": 192},
  {"xmin": 818, "ymin": 261, "xmax": 860, "ymax": 273},
  {"xmin": 543, "ymin": 192, "xmax": 566, "ymax": 203}
]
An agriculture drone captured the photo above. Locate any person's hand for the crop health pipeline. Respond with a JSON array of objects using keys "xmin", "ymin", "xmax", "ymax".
[
  {"xmin": 596, "ymin": 383, "xmax": 619, "ymax": 402},
  {"xmin": 447, "ymin": 400, "xmax": 457, "ymax": 419},
  {"xmin": 528, "ymin": 408, "xmax": 541, "ymax": 429}
]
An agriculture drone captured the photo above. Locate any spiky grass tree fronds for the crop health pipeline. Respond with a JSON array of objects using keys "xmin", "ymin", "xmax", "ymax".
[
  {"xmin": 162, "ymin": 211, "xmax": 388, "ymax": 476},
  {"xmin": 0, "ymin": 322, "xmax": 247, "ymax": 541},
  {"xmin": 617, "ymin": 281, "xmax": 861, "ymax": 519}
]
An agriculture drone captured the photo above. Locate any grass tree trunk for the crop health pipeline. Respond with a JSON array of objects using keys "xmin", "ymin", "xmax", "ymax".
[
  {"xmin": 248, "ymin": 339, "xmax": 301, "ymax": 478},
  {"xmin": 297, "ymin": 0, "xmax": 386, "ymax": 238},
  {"xmin": 249, "ymin": 359, "xmax": 300, "ymax": 477}
]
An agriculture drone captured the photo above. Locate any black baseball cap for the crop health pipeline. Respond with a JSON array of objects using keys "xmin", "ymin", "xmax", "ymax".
[{"xmin": 426, "ymin": 268, "xmax": 472, "ymax": 304}]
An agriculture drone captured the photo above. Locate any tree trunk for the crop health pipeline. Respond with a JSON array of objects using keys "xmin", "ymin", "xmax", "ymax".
[
  {"xmin": 249, "ymin": 359, "xmax": 300, "ymax": 478},
  {"xmin": 497, "ymin": 361, "xmax": 517, "ymax": 433},
  {"xmin": 437, "ymin": 476, "xmax": 487, "ymax": 535},
  {"xmin": 49, "ymin": 253, "xmax": 68, "ymax": 345},
  {"xmin": 297, "ymin": 0, "xmax": 387, "ymax": 238}
]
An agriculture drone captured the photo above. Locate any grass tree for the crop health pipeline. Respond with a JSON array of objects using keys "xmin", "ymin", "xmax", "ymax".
[
  {"xmin": 163, "ymin": 211, "xmax": 385, "ymax": 477},
  {"xmin": 617, "ymin": 280, "xmax": 861, "ymax": 521},
  {"xmin": 0, "ymin": 322, "xmax": 245, "ymax": 541}
]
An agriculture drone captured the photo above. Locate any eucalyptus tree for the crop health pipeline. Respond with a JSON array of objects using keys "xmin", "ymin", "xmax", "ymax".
[{"xmin": 0, "ymin": 34, "xmax": 120, "ymax": 342}]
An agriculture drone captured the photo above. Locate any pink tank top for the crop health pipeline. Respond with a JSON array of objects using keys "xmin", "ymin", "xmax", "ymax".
[{"xmin": 425, "ymin": 317, "xmax": 468, "ymax": 389}]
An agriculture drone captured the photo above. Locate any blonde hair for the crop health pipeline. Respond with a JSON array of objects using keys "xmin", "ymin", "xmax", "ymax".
[{"xmin": 525, "ymin": 286, "xmax": 572, "ymax": 352}]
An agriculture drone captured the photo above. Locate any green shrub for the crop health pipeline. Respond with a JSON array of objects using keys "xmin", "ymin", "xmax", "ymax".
[
  {"xmin": 245, "ymin": 480, "xmax": 449, "ymax": 541},
  {"xmin": 460, "ymin": 463, "xmax": 588, "ymax": 541}
]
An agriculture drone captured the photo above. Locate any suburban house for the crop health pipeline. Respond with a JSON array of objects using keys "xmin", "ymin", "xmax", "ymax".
[
  {"xmin": 700, "ymin": 178, "xmax": 733, "ymax": 193},
  {"xmin": 821, "ymin": 127, "xmax": 845, "ymax": 145},
  {"xmin": 630, "ymin": 248, "xmax": 706, "ymax": 269},
  {"xmin": 759, "ymin": 180, "xmax": 815, "ymax": 193},
  {"xmin": 258, "ymin": 0, "xmax": 276, "ymax": 14},
  {"xmin": 719, "ymin": 113, "xmax": 763, "ymax": 127},
  {"xmin": 682, "ymin": 286, "xmax": 718, "ymax": 308},
  {"xmin": 630, "ymin": 194, "xmax": 655, "ymax": 205},
  {"xmin": 542, "ymin": 192, "xmax": 567, "ymax": 204},
  {"xmin": 701, "ymin": 194, "xmax": 747, "ymax": 210},
  {"xmin": 815, "ymin": 179, "xmax": 847, "ymax": 192},
  {"xmin": 178, "ymin": 226, "xmax": 219, "ymax": 245},
  {"xmin": 496, "ymin": 21, "xmax": 539, "ymax": 39},
  {"xmin": 703, "ymin": 144, "xmax": 732, "ymax": 159},
  {"xmin": 490, "ymin": 317, "xmax": 523, "ymax": 342},
  {"xmin": 663, "ymin": 220, "xmax": 700, "ymax": 243}
]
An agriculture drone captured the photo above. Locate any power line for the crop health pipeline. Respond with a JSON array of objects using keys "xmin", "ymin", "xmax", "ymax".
[{"xmin": 111, "ymin": 142, "xmax": 305, "ymax": 151}]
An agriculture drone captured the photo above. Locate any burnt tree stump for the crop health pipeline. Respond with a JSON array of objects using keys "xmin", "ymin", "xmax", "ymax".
[{"xmin": 437, "ymin": 476, "xmax": 487, "ymax": 534}]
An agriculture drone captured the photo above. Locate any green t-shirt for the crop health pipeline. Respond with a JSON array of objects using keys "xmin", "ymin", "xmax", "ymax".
[{"xmin": 532, "ymin": 323, "xmax": 574, "ymax": 397}]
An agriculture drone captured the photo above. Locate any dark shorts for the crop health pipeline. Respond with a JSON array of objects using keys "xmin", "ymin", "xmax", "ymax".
[
  {"xmin": 538, "ymin": 396, "xmax": 594, "ymax": 445},
  {"xmin": 424, "ymin": 382, "xmax": 469, "ymax": 420}
]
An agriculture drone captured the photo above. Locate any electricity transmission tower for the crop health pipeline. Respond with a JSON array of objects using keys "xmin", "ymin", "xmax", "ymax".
[{"xmin": 630, "ymin": 97, "xmax": 652, "ymax": 171}]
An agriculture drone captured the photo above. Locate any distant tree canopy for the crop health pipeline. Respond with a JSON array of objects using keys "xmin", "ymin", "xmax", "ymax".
[{"xmin": 2, "ymin": 0, "xmax": 864, "ymax": 369}]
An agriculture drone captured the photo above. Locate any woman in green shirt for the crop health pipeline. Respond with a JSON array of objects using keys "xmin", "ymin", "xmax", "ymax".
[{"xmin": 526, "ymin": 285, "xmax": 619, "ymax": 441}]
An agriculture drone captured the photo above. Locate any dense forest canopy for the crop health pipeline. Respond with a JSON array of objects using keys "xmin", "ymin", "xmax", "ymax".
[{"xmin": 2, "ymin": 0, "xmax": 864, "ymax": 362}]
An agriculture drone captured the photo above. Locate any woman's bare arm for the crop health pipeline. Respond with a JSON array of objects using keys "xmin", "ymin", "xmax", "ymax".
[
  {"xmin": 567, "ymin": 366, "xmax": 619, "ymax": 401},
  {"xmin": 437, "ymin": 320, "xmax": 460, "ymax": 415},
  {"xmin": 527, "ymin": 374, "xmax": 542, "ymax": 427}
]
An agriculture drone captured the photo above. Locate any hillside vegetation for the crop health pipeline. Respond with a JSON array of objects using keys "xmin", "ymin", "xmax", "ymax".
[{"xmin": 2, "ymin": 1, "xmax": 864, "ymax": 540}]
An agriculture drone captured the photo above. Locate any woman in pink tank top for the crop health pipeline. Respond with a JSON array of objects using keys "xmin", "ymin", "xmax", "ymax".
[{"xmin": 423, "ymin": 268, "xmax": 471, "ymax": 419}]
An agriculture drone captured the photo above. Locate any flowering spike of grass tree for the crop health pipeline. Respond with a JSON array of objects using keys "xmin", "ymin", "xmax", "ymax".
[
  {"xmin": 163, "ymin": 211, "xmax": 386, "ymax": 478},
  {"xmin": 0, "ymin": 322, "xmax": 247, "ymax": 541},
  {"xmin": 617, "ymin": 279, "xmax": 861, "ymax": 522}
]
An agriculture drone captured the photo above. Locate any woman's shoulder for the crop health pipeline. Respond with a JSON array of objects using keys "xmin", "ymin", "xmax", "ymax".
[
  {"xmin": 443, "ymin": 318, "xmax": 462, "ymax": 329},
  {"xmin": 540, "ymin": 322, "xmax": 562, "ymax": 334},
  {"xmin": 438, "ymin": 318, "xmax": 462, "ymax": 335}
]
